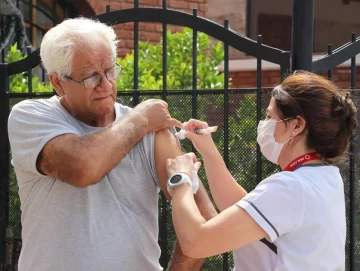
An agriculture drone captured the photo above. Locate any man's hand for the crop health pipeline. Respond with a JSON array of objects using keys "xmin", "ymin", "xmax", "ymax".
[{"xmin": 133, "ymin": 99, "xmax": 183, "ymax": 133}]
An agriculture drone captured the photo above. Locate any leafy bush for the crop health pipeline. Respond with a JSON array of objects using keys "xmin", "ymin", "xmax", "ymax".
[
  {"xmin": 6, "ymin": 28, "xmax": 225, "ymax": 93},
  {"xmin": 5, "ymin": 43, "xmax": 53, "ymax": 93},
  {"xmin": 116, "ymin": 27, "xmax": 225, "ymax": 90}
]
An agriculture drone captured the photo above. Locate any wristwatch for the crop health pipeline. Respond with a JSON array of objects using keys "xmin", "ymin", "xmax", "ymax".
[{"xmin": 167, "ymin": 173, "xmax": 192, "ymax": 196}]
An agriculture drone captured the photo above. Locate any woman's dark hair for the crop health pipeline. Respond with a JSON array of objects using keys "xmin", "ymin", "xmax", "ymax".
[{"xmin": 272, "ymin": 71, "xmax": 358, "ymax": 162}]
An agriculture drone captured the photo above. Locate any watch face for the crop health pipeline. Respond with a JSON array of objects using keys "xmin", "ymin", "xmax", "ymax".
[{"xmin": 170, "ymin": 174, "xmax": 182, "ymax": 184}]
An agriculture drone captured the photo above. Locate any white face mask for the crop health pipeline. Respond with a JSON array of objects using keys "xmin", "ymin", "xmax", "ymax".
[{"xmin": 256, "ymin": 119, "xmax": 293, "ymax": 164}]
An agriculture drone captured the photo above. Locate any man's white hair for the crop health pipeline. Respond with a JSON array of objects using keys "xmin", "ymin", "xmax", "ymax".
[{"xmin": 40, "ymin": 17, "xmax": 118, "ymax": 78}]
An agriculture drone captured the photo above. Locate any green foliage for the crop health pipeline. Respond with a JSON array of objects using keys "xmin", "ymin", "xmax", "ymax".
[
  {"xmin": 116, "ymin": 28, "xmax": 225, "ymax": 90},
  {"xmin": 8, "ymin": 169, "xmax": 21, "ymax": 238},
  {"xmin": 5, "ymin": 43, "xmax": 53, "ymax": 93},
  {"xmin": 6, "ymin": 28, "xmax": 225, "ymax": 93},
  {"xmin": 5, "ymin": 43, "xmax": 26, "ymax": 63},
  {"xmin": 227, "ymin": 95, "xmax": 279, "ymax": 188},
  {"xmin": 7, "ymin": 28, "xmax": 225, "ymax": 93}
]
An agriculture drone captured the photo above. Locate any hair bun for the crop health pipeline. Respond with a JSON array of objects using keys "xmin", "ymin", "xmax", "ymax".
[
  {"xmin": 332, "ymin": 95, "xmax": 346, "ymax": 117},
  {"xmin": 332, "ymin": 93, "xmax": 358, "ymax": 137},
  {"xmin": 344, "ymin": 96, "xmax": 358, "ymax": 135}
]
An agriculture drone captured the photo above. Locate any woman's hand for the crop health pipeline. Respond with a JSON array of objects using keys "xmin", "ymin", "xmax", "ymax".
[
  {"xmin": 182, "ymin": 119, "xmax": 217, "ymax": 157},
  {"xmin": 166, "ymin": 152, "xmax": 201, "ymax": 178}
]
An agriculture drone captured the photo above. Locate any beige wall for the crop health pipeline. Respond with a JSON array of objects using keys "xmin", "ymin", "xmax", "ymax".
[
  {"xmin": 250, "ymin": 0, "xmax": 360, "ymax": 52},
  {"xmin": 208, "ymin": 0, "xmax": 247, "ymax": 59}
]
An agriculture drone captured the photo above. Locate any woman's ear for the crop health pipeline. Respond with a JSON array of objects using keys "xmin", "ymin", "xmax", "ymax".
[
  {"xmin": 293, "ymin": 116, "xmax": 306, "ymax": 136},
  {"xmin": 49, "ymin": 73, "xmax": 64, "ymax": 96}
]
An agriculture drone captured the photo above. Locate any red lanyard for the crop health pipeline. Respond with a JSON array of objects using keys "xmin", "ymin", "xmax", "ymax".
[{"xmin": 283, "ymin": 152, "xmax": 321, "ymax": 171}]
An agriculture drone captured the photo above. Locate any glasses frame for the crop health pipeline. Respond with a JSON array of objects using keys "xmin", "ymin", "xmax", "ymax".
[{"xmin": 64, "ymin": 63, "xmax": 123, "ymax": 89}]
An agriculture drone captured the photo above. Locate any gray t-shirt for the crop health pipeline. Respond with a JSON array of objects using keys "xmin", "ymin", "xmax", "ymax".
[{"xmin": 8, "ymin": 96, "xmax": 163, "ymax": 271}]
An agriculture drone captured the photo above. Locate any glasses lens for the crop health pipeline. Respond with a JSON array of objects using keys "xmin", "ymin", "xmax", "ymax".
[
  {"xmin": 106, "ymin": 65, "xmax": 122, "ymax": 81},
  {"xmin": 84, "ymin": 75, "xmax": 101, "ymax": 89},
  {"xmin": 115, "ymin": 65, "xmax": 123, "ymax": 78},
  {"xmin": 106, "ymin": 69, "xmax": 117, "ymax": 81}
]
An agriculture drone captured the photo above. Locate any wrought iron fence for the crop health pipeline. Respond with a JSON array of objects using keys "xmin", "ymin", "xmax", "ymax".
[
  {"xmin": 0, "ymin": 1, "xmax": 359, "ymax": 271},
  {"xmin": 0, "ymin": 3, "xmax": 290, "ymax": 269},
  {"xmin": 311, "ymin": 32, "xmax": 360, "ymax": 271}
]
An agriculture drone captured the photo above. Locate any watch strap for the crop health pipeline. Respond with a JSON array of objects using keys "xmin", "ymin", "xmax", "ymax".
[
  {"xmin": 191, "ymin": 170, "xmax": 199, "ymax": 194},
  {"xmin": 167, "ymin": 173, "xmax": 192, "ymax": 196}
]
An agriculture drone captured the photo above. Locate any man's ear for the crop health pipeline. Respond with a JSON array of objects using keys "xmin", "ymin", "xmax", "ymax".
[{"xmin": 49, "ymin": 73, "xmax": 64, "ymax": 96}]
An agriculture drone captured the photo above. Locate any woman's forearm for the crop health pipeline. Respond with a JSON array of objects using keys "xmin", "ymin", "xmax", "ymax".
[
  {"xmin": 171, "ymin": 185, "xmax": 206, "ymax": 254},
  {"xmin": 202, "ymin": 147, "xmax": 247, "ymax": 211}
]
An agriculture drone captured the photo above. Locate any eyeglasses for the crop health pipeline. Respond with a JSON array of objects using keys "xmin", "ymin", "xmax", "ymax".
[{"xmin": 64, "ymin": 63, "xmax": 123, "ymax": 89}]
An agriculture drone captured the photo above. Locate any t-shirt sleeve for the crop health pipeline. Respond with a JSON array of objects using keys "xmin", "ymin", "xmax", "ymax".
[
  {"xmin": 139, "ymin": 131, "xmax": 160, "ymax": 188},
  {"xmin": 8, "ymin": 99, "xmax": 80, "ymax": 175},
  {"xmin": 118, "ymin": 103, "xmax": 161, "ymax": 188},
  {"xmin": 236, "ymin": 173, "xmax": 305, "ymax": 242},
  {"xmin": 138, "ymin": 127, "xmax": 180, "ymax": 189}
]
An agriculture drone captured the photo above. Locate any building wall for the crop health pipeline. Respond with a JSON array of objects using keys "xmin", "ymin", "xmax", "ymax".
[
  {"xmin": 87, "ymin": 0, "xmax": 249, "ymax": 59},
  {"xmin": 207, "ymin": 0, "xmax": 247, "ymax": 59},
  {"xmin": 230, "ymin": 68, "xmax": 360, "ymax": 90},
  {"xmin": 84, "ymin": 0, "xmax": 360, "ymax": 89},
  {"xmin": 87, "ymin": 0, "xmax": 208, "ymax": 57},
  {"xmin": 250, "ymin": 0, "xmax": 360, "ymax": 52},
  {"xmin": 72, "ymin": 0, "xmax": 360, "ymax": 59}
]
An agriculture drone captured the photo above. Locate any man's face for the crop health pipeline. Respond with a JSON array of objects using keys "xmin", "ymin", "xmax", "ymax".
[{"xmin": 59, "ymin": 47, "xmax": 117, "ymax": 122}]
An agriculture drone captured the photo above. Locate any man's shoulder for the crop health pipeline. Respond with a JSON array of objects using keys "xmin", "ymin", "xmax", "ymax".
[
  {"xmin": 9, "ymin": 96, "xmax": 66, "ymax": 126},
  {"xmin": 12, "ymin": 96, "xmax": 59, "ymax": 113}
]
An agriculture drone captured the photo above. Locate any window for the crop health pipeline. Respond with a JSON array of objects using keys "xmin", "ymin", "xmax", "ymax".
[{"xmin": 19, "ymin": 0, "xmax": 79, "ymax": 48}]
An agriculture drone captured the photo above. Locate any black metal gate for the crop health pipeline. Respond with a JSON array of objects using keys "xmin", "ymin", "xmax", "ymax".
[{"xmin": 0, "ymin": 0, "xmax": 359, "ymax": 270}]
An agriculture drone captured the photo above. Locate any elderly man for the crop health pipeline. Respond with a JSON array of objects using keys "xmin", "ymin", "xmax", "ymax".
[{"xmin": 8, "ymin": 17, "xmax": 217, "ymax": 271}]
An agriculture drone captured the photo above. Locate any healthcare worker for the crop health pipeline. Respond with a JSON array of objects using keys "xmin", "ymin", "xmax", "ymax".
[{"xmin": 165, "ymin": 71, "xmax": 358, "ymax": 271}]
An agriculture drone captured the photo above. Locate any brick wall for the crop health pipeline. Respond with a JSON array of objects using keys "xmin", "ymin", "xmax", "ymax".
[
  {"xmin": 229, "ymin": 70, "xmax": 281, "ymax": 88},
  {"xmin": 87, "ymin": 0, "xmax": 104, "ymax": 14},
  {"xmin": 229, "ymin": 68, "xmax": 360, "ymax": 89},
  {"xmin": 208, "ymin": 0, "xmax": 247, "ymax": 59},
  {"xmin": 87, "ymin": 0, "xmax": 208, "ymax": 57}
]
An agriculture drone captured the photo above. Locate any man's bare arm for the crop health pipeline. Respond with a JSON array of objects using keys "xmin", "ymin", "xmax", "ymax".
[
  {"xmin": 37, "ymin": 111, "xmax": 148, "ymax": 187},
  {"xmin": 167, "ymin": 182, "xmax": 217, "ymax": 271},
  {"xmin": 154, "ymin": 129, "xmax": 218, "ymax": 271},
  {"xmin": 37, "ymin": 99, "xmax": 181, "ymax": 187}
]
